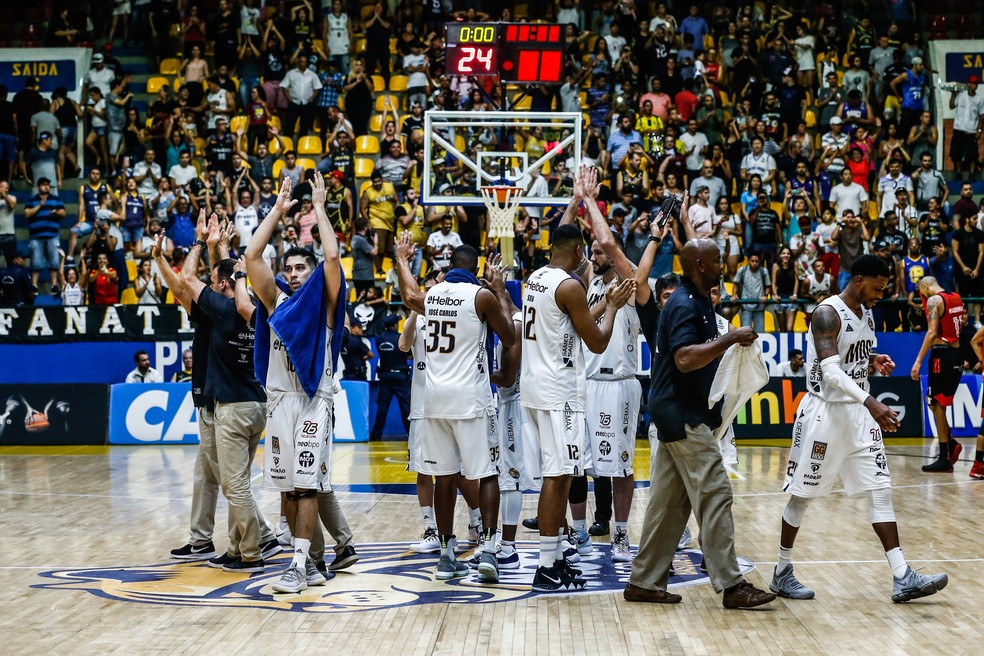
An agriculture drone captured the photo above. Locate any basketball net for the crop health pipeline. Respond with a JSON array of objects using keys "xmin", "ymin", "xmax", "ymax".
[{"xmin": 481, "ymin": 186, "xmax": 523, "ymax": 280}]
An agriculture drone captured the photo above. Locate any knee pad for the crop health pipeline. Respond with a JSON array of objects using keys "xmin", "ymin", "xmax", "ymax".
[
  {"xmin": 500, "ymin": 489, "xmax": 522, "ymax": 526},
  {"xmin": 868, "ymin": 488, "xmax": 896, "ymax": 524},
  {"xmin": 296, "ymin": 489, "xmax": 318, "ymax": 499},
  {"xmin": 781, "ymin": 495, "xmax": 811, "ymax": 528},
  {"xmin": 284, "ymin": 491, "xmax": 299, "ymax": 501},
  {"xmin": 568, "ymin": 475, "xmax": 588, "ymax": 504}
]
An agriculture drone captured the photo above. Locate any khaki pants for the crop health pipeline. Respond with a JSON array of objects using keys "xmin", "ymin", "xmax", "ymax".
[
  {"xmin": 630, "ymin": 423, "xmax": 743, "ymax": 594},
  {"xmin": 188, "ymin": 408, "xmax": 219, "ymax": 546},
  {"xmin": 310, "ymin": 491, "xmax": 355, "ymax": 562},
  {"xmin": 214, "ymin": 400, "xmax": 276, "ymax": 561}
]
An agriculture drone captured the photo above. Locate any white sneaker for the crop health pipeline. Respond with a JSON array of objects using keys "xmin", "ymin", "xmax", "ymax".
[
  {"xmin": 410, "ymin": 527, "xmax": 442, "ymax": 554},
  {"xmin": 272, "ymin": 564, "xmax": 307, "ymax": 594},
  {"xmin": 467, "ymin": 521, "xmax": 483, "ymax": 544},
  {"xmin": 612, "ymin": 528, "xmax": 633, "ymax": 563},
  {"xmin": 276, "ymin": 522, "xmax": 293, "ymax": 547},
  {"xmin": 677, "ymin": 526, "xmax": 692, "ymax": 550}
]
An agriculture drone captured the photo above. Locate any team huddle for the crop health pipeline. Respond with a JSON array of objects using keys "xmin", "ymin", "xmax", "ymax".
[{"xmin": 169, "ymin": 167, "xmax": 949, "ymax": 605}]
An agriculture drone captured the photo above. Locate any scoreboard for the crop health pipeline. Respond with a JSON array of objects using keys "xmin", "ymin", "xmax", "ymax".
[{"xmin": 444, "ymin": 23, "xmax": 565, "ymax": 84}]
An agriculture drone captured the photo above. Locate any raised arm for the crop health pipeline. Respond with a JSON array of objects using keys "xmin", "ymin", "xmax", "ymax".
[
  {"xmin": 246, "ymin": 177, "xmax": 297, "ymax": 313},
  {"xmin": 394, "ymin": 231, "xmax": 424, "ymax": 313},
  {"xmin": 232, "ymin": 256, "xmax": 255, "ymax": 323},
  {"xmin": 311, "ymin": 172, "xmax": 342, "ymax": 320},
  {"xmin": 633, "ymin": 210, "xmax": 669, "ymax": 307},
  {"xmin": 558, "ymin": 164, "xmax": 593, "ymax": 227},
  {"xmin": 154, "ymin": 229, "xmax": 193, "ymax": 313},
  {"xmin": 584, "ymin": 194, "xmax": 636, "ymax": 283},
  {"xmin": 558, "ymin": 276, "xmax": 635, "ymax": 353}
]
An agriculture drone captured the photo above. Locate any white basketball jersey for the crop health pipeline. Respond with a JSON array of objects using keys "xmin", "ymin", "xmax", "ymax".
[
  {"xmin": 422, "ymin": 282, "xmax": 493, "ymax": 418},
  {"xmin": 521, "ymin": 266, "xmax": 586, "ymax": 411},
  {"xmin": 235, "ymin": 206, "xmax": 259, "ymax": 247},
  {"xmin": 584, "ymin": 275, "xmax": 639, "ymax": 380},
  {"xmin": 267, "ymin": 292, "xmax": 334, "ymax": 396},
  {"xmin": 496, "ymin": 311, "xmax": 523, "ymax": 403},
  {"xmin": 805, "ymin": 294, "xmax": 876, "ymax": 403},
  {"xmin": 409, "ymin": 314, "xmax": 427, "ymax": 420}
]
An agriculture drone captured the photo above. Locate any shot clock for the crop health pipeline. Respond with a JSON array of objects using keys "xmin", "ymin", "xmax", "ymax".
[{"xmin": 444, "ymin": 23, "xmax": 565, "ymax": 84}]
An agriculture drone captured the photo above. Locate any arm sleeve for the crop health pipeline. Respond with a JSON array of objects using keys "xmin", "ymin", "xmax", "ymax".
[{"xmin": 819, "ymin": 355, "xmax": 870, "ymax": 404}]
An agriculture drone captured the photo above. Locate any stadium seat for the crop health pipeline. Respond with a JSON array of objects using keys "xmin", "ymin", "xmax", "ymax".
[
  {"xmin": 341, "ymin": 257, "xmax": 354, "ymax": 279},
  {"xmin": 355, "ymin": 157, "xmax": 375, "ymax": 178},
  {"xmin": 297, "ymin": 135, "xmax": 323, "ymax": 156},
  {"xmin": 120, "ymin": 288, "xmax": 138, "ymax": 305},
  {"xmin": 388, "ymin": 75, "xmax": 409, "ymax": 92},
  {"xmin": 371, "ymin": 75, "xmax": 386, "ymax": 91},
  {"xmin": 928, "ymin": 15, "xmax": 949, "ymax": 40},
  {"xmin": 356, "ymin": 135, "xmax": 380, "ymax": 155},
  {"xmin": 160, "ymin": 58, "xmax": 181, "ymax": 76},
  {"xmin": 126, "ymin": 260, "xmax": 138, "ymax": 280},
  {"xmin": 296, "ymin": 157, "xmax": 317, "ymax": 172},
  {"xmin": 764, "ymin": 311, "xmax": 777, "ymax": 332},
  {"xmin": 793, "ymin": 311, "xmax": 808, "ymax": 333},
  {"xmin": 374, "ymin": 95, "xmax": 399, "ymax": 112},
  {"xmin": 272, "ymin": 158, "xmax": 286, "ymax": 180},
  {"xmin": 146, "ymin": 76, "xmax": 170, "ymax": 95},
  {"xmin": 369, "ymin": 113, "xmax": 384, "ymax": 132},
  {"xmin": 269, "ymin": 135, "xmax": 292, "ymax": 155},
  {"xmin": 229, "ymin": 115, "xmax": 248, "ymax": 134}
]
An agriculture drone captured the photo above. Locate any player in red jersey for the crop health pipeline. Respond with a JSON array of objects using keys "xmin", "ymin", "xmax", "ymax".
[{"xmin": 910, "ymin": 277, "xmax": 966, "ymax": 472}]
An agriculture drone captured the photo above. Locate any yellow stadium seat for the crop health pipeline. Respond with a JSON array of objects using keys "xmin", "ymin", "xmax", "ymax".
[
  {"xmin": 173, "ymin": 76, "xmax": 185, "ymax": 91},
  {"xmin": 230, "ymin": 115, "xmax": 248, "ymax": 134},
  {"xmin": 166, "ymin": 289, "xmax": 176, "ymax": 304},
  {"xmin": 374, "ymin": 94, "xmax": 399, "ymax": 112},
  {"xmin": 764, "ymin": 311, "xmax": 777, "ymax": 332},
  {"xmin": 355, "ymin": 38, "xmax": 366, "ymax": 54},
  {"xmin": 296, "ymin": 157, "xmax": 317, "ymax": 172},
  {"xmin": 120, "ymin": 288, "xmax": 138, "ymax": 305},
  {"xmin": 371, "ymin": 75, "xmax": 386, "ymax": 91},
  {"xmin": 269, "ymin": 135, "xmax": 292, "ymax": 155},
  {"xmin": 341, "ymin": 257, "xmax": 354, "ymax": 279},
  {"xmin": 355, "ymin": 157, "xmax": 375, "ymax": 178},
  {"xmin": 804, "ymin": 109, "xmax": 816, "ymax": 129},
  {"xmin": 359, "ymin": 180, "xmax": 373, "ymax": 196},
  {"xmin": 297, "ymin": 135, "xmax": 323, "ymax": 156},
  {"xmin": 731, "ymin": 313, "xmax": 741, "ymax": 328},
  {"xmin": 272, "ymin": 159, "xmax": 286, "ymax": 181},
  {"xmin": 126, "ymin": 260, "xmax": 138, "ymax": 280},
  {"xmin": 512, "ymin": 94, "xmax": 532, "ymax": 110},
  {"xmin": 388, "ymin": 75, "xmax": 409, "ymax": 92},
  {"xmin": 146, "ymin": 76, "xmax": 170, "ymax": 95},
  {"xmin": 723, "ymin": 281, "xmax": 735, "ymax": 296},
  {"xmin": 369, "ymin": 113, "xmax": 384, "ymax": 132},
  {"xmin": 160, "ymin": 58, "xmax": 181, "ymax": 76},
  {"xmin": 672, "ymin": 255, "xmax": 682, "ymax": 274},
  {"xmin": 356, "ymin": 135, "xmax": 380, "ymax": 155},
  {"xmin": 793, "ymin": 311, "xmax": 808, "ymax": 333}
]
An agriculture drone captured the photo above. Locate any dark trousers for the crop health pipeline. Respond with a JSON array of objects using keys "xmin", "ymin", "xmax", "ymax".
[
  {"xmin": 370, "ymin": 371, "xmax": 412, "ymax": 440},
  {"xmin": 363, "ymin": 45, "xmax": 390, "ymax": 84},
  {"xmin": 0, "ymin": 234, "xmax": 16, "ymax": 267},
  {"xmin": 284, "ymin": 101, "xmax": 316, "ymax": 140},
  {"xmin": 873, "ymin": 301, "xmax": 902, "ymax": 332},
  {"xmin": 593, "ymin": 476, "xmax": 613, "ymax": 523}
]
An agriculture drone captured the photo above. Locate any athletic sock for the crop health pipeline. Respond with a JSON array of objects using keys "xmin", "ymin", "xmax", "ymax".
[
  {"xmin": 500, "ymin": 539, "xmax": 516, "ymax": 555},
  {"xmin": 777, "ymin": 546, "xmax": 793, "ymax": 573},
  {"xmin": 539, "ymin": 536, "xmax": 560, "ymax": 568},
  {"xmin": 483, "ymin": 527, "xmax": 497, "ymax": 552},
  {"xmin": 976, "ymin": 450, "xmax": 984, "ymax": 463},
  {"xmin": 886, "ymin": 547, "xmax": 908, "ymax": 578},
  {"xmin": 440, "ymin": 534, "xmax": 455, "ymax": 556},
  {"xmin": 291, "ymin": 538, "xmax": 310, "ymax": 569},
  {"xmin": 572, "ymin": 519, "xmax": 586, "ymax": 534},
  {"xmin": 468, "ymin": 507, "xmax": 481, "ymax": 526},
  {"xmin": 421, "ymin": 505, "xmax": 436, "ymax": 530},
  {"xmin": 614, "ymin": 521, "xmax": 628, "ymax": 536}
]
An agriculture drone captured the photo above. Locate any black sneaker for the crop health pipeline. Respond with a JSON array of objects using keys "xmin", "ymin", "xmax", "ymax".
[
  {"xmin": 223, "ymin": 558, "xmax": 266, "ymax": 573},
  {"xmin": 50, "ymin": 284, "xmax": 60, "ymax": 297},
  {"xmin": 328, "ymin": 545, "xmax": 360, "ymax": 571},
  {"xmin": 260, "ymin": 539, "xmax": 283, "ymax": 559},
  {"xmin": 315, "ymin": 558, "xmax": 329, "ymax": 578},
  {"xmin": 521, "ymin": 517, "xmax": 539, "ymax": 530},
  {"xmin": 697, "ymin": 557, "xmax": 707, "ymax": 573},
  {"xmin": 588, "ymin": 521, "xmax": 610, "ymax": 536},
  {"xmin": 922, "ymin": 457, "xmax": 954, "ymax": 473},
  {"xmin": 532, "ymin": 562, "xmax": 587, "ymax": 592},
  {"xmin": 170, "ymin": 541, "xmax": 217, "ymax": 560},
  {"xmin": 207, "ymin": 553, "xmax": 238, "ymax": 569}
]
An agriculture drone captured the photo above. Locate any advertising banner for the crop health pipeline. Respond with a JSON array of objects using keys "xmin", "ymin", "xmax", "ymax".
[
  {"xmin": 108, "ymin": 382, "xmax": 371, "ymax": 445},
  {"xmin": 0, "ymin": 384, "xmax": 108, "ymax": 445},
  {"xmin": 0, "ymin": 305, "xmax": 194, "ymax": 344},
  {"xmin": 0, "ymin": 48, "xmax": 90, "ymax": 100},
  {"xmin": 732, "ymin": 377, "xmax": 924, "ymax": 439},
  {"xmin": 921, "ymin": 374, "xmax": 982, "ymax": 438}
]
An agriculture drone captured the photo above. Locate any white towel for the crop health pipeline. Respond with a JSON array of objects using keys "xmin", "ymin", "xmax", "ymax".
[{"xmin": 709, "ymin": 340, "xmax": 770, "ymax": 443}]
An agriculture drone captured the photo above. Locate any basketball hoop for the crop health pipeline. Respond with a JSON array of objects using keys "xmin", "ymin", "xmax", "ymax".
[{"xmin": 481, "ymin": 185, "xmax": 523, "ymax": 280}]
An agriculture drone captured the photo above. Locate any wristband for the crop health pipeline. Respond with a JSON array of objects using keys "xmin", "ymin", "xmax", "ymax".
[
  {"xmin": 233, "ymin": 271, "xmax": 247, "ymax": 281},
  {"xmin": 648, "ymin": 235, "xmax": 662, "ymax": 244},
  {"xmin": 191, "ymin": 240, "xmax": 207, "ymax": 249}
]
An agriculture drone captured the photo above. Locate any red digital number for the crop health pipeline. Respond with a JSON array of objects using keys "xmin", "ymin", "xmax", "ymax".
[{"xmin": 457, "ymin": 46, "xmax": 494, "ymax": 73}]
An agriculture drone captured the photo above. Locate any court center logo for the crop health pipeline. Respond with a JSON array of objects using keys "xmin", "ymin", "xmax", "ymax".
[{"xmin": 34, "ymin": 543, "xmax": 755, "ymax": 613}]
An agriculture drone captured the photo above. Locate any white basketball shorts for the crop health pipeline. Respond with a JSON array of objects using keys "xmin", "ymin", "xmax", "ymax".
[
  {"xmin": 263, "ymin": 392, "xmax": 334, "ymax": 492},
  {"xmin": 525, "ymin": 406, "xmax": 585, "ymax": 477},
  {"xmin": 419, "ymin": 410, "xmax": 499, "ymax": 480},
  {"xmin": 584, "ymin": 378, "xmax": 642, "ymax": 477},
  {"xmin": 498, "ymin": 399, "xmax": 542, "ymax": 492}
]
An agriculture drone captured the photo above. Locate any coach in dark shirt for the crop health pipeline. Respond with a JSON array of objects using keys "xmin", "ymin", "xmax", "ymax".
[{"xmin": 625, "ymin": 238, "xmax": 775, "ymax": 610}]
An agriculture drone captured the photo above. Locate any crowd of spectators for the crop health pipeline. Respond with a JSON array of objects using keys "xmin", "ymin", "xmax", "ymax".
[{"xmin": 1, "ymin": 1, "xmax": 983, "ymax": 338}]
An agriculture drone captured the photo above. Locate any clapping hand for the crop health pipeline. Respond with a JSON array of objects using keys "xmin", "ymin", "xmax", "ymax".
[
  {"xmin": 194, "ymin": 208, "xmax": 208, "ymax": 240},
  {"xmin": 311, "ymin": 171, "xmax": 326, "ymax": 206},
  {"xmin": 206, "ymin": 214, "xmax": 221, "ymax": 247},
  {"xmin": 151, "ymin": 229, "xmax": 167, "ymax": 259},
  {"xmin": 605, "ymin": 277, "xmax": 636, "ymax": 309},
  {"xmin": 395, "ymin": 230, "xmax": 416, "ymax": 265}
]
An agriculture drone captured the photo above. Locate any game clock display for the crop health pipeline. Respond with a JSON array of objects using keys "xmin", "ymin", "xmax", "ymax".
[{"xmin": 444, "ymin": 23, "xmax": 565, "ymax": 84}]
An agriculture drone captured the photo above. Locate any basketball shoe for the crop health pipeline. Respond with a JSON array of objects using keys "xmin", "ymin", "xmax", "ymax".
[
  {"xmin": 476, "ymin": 551, "xmax": 499, "ymax": 583},
  {"xmin": 948, "ymin": 439, "xmax": 963, "ymax": 464},
  {"xmin": 532, "ymin": 560, "xmax": 586, "ymax": 592},
  {"xmin": 970, "ymin": 460, "xmax": 984, "ymax": 479},
  {"xmin": 272, "ymin": 564, "xmax": 307, "ymax": 593},
  {"xmin": 677, "ymin": 526, "xmax": 693, "ymax": 550},
  {"xmin": 305, "ymin": 558, "xmax": 329, "ymax": 585},
  {"xmin": 410, "ymin": 527, "xmax": 442, "ymax": 553},
  {"xmin": 769, "ymin": 565, "xmax": 815, "ymax": 599},
  {"xmin": 892, "ymin": 567, "xmax": 948, "ymax": 603},
  {"xmin": 612, "ymin": 528, "xmax": 632, "ymax": 563},
  {"xmin": 170, "ymin": 541, "xmax": 216, "ymax": 560},
  {"xmin": 436, "ymin": 554, "xmax": 469, "ymax": 580}
]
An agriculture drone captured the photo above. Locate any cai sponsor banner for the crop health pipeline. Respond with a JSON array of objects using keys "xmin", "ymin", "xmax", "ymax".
[
  {"xmin": 733, "ymin": 377, "xmax": 924, "ymax": 439},
  {"xmin": 921, "ymin": 374, "xmax": 982, "ymax": 438},
  {"xmin": 0, "ymin": 384, "xmax": 108, "ymax": 446},
  {"xmin": 109, "ymin": 382, "xmax": 371, "ymax": 445},
  {"xmin": 636, "ymin": 332, "xmax": 926, "ymax": 378},
  {"xmin": 0, "ymin": 305, "xmax": 195, "ymax": 344}
]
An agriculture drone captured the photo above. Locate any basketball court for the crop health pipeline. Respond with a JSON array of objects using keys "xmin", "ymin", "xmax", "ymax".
[{"xmin": 2, "ymin": 440, "xmax": 980, "ymax": 655}]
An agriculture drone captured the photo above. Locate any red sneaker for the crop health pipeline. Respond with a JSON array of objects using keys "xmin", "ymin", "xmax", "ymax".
[
  {"xmin": 970, "ymin": 461, "xmax": 984, "ymax": 480},
  {"xmin": 948, "ymin": 440, "xmax": 963, "ymax": 465}
]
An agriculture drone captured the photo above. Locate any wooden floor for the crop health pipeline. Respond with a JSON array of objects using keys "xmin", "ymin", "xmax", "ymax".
[{"xmin": 1, "ymin": 440, "xmax": 982, "ymax": 655}]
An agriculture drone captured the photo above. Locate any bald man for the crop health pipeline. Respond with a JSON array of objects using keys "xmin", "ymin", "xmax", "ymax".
[
  {"xmin": 910, "ymin": 276, "xmax": 966, "ymax": 473},
  {"xmin": 625, "ymin": 237, "xmax": 776, "ymax": 609}
]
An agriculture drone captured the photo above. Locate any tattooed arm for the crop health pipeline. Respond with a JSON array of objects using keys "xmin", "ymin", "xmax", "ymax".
[{"xmin": 910, "ymin": 294, "xmax": 942, "ymax": 381}]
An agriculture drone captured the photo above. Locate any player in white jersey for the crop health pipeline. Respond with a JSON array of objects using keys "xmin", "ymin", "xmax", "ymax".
[
  {"xmin": 394, "ymin": 234, "xmax": 516, "ymax": 583},
  {"xmin": 522, "ymin": 219, "xmax": 636, "ymax": 593},
  {"xmin": 399, "ymin": 273, "xmax": 441, "ymax": 553},
  {"xmin": 245, "ymin": 174, "xmax": 344, "ymax": 593},
  {"xmin": 772, "ymin": 255, "xmax": 948, "ymax": 603}
]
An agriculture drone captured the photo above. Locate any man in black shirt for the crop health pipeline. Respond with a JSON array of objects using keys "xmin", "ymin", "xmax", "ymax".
[
  {"xmin": 625, "ymin": 237, "xmax": 776, "ymax": 609},
  {"xmin": 748, "ymin": 192, "xmax": 782, "ymax": 269},
  {"xmin": 0, "ymin": 249, "xmax": 35, "ymax": 306},
  {"xmin": 369, "ymin": 314, "xmax": 412, "ymax": 440},
  {"xmin": 341, "ymin": 318, "xmax": 372, "ymax": 379},
  {"xmin": 155, "ymin": 217, "xmax": 281, "ymax": 572}
]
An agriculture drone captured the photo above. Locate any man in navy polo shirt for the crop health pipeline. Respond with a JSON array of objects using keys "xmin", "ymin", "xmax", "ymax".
[{"xmin": 23, "ymin": 176, "xmax": 65, "ymax": 295}]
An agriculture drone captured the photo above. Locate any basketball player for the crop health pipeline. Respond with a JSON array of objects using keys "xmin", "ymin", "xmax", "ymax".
[
  {"xmin": 394, "ymin": 233, "xmax": 516, "ymax": 583},
  {"xmin": 910, "ymin": 277, "xmax": 966, "ymax": 473},
  {"xmin": 245, "ymin": 174, "xmax": 344, "ymax": 593},
  {"xmin": 773, "ymin": 255, "xmax": 949, "ymax": 603},
  {"xmin": 523, "ymin": 223, "xmax": 635, "ymax": 592}
]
